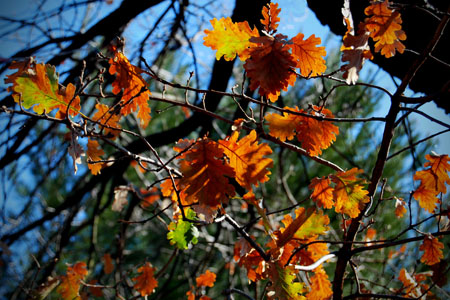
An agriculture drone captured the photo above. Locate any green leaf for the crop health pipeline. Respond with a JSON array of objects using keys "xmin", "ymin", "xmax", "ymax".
[{"xmin": 167, "ymin": 208, "xmax": 199, "ymax": 250}]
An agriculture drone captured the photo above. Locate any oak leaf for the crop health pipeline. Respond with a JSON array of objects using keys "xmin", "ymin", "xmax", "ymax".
[
  {"xmin": 265, "ymin": 262, "xmax": 305, "ymax": 300},
  {"xmin": 341, "ymin": 18, "xmax": 373, "ymax": 85},
  {"xmin": 86, "ymin": 139, "xmax": 105, "ymax": 175},
  {"xmin": 174, "ymin": 137, "xmax": 236, "ymax": 220},
  {"xmin": 394, "ymin": 197, "xmax": 407, "ymax": 218},
  {"xmin": 218, "ymin": 130, "xmax": 273, "ymax": 190},
  {"xmin": 167, "ymin": 208, "xmax": 199, "ymax": 250},
  {"xmin": 92, "ymin": 103, "xmax": 121, "ymax": 139},
  {"xmin": 363, "ymin": 0, "xmax": 406, "ymax": 58},
  {"xmin": 331, "ymin": 168, "xmax": 370, "ymax": 218},
  {"xmin": 196, "ymin": 270, "xmax": 216, "ymax": 288},
  {"xmin": 109, "ymin": 49, "xmax": 151, "ymax": 128},
  {"xmin": 306, "ymin": 266, "xmax": 332, "ymax": 300},
  {"xmin": 7, "ymin": 60, "xmax": 80, "ymax": 118},
  {"xmin": 266, "ymin": 106, "xmax": 339, "ymax": 156},
  {"xmin": 133, "ymin": 262, "xmax": 158, "ymax": 296},
  {"xmin": 203, "ymin": 17, "xmax": 259, "ymax": 61},
  {"xmin": 57, "ymin": 262, "xmax": 88, "ymax": 300},
  {"xmin": 288, "ymin": 33, "xmax": 327, "ymax": 77},
  {"xmin": 261, "ymin": 2, "xmax": 281, "ymax": 33},
  {"xmin": 398, "ymin": 268, "xmax": 422, "ymax": 298},
  {"xmin": 419, "ymin": 235, "xmax": 444, "ymax": 266},
  {"xmin": 244, "ymin": 35, "xmax": 297, "ymax": 102},
  {"xmin": 309, "ymin": 176, "xmax": 334, "ymax": 209}
]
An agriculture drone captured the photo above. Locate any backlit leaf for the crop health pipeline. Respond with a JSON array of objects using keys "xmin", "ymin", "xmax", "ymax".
[
  {"xmin": 260, "ymin": 2, "xmax": 281, "ymax": 33},
  {"xmin": 363, "ymin": 0, "xmax": 406, "ymax": 58},
  {"xmin": 394, "ymin": 197, "xmax": 407, "ymax": 218},
  {"xmin": 92, "ymin": 103, "xmax": 121, "ymax": 139},
  {"xmin": 288, "ymin": 33, "xmax": 327, "ymax": 77},
  {"xmin": 133, "ymin": 262, "xmax": 158, "ymax": 296},
  {"xmin": 7, "ymin": 59, "xmax": 80, "ymax": 118},
  {"xmin": 420, "ymin": 235, "xmax": 444, "ymax": 266},
  {"xmin": 265, "ymin": 262, "xmax": 305, "ymax": 300},
  {"xmin": 57, "ymin": 262, "xmax": 88, "ymax": 300},
  {"xmin": 309, "ymin": 176, "xmax": 334, "ymax": 209},
  {"xmin": 167, "ymin": 208, "xmax": 199, "ymax": 250},
  {"xmin": 86, "ymin": 139, "xmax": 105, "ymax": 175},
  {"xmin": 218, "ymin": 130, "xmax": 273, "ymax": 190},
  {"xmin": 203, "ymin": 17, "xmax": 259, "ymax": 61},
  {"xmin": 174, "ymin": 137, "xmax": 236, "ymax": 221},
  {"xmin": 266, "ymin": 106, "xmax": 339, "ymax": 156},
  {"xmin": 102, "ymin": 253, "xmax": 114, "ymax": 275},
  {"xmin": 196, "ymin": 270, "xmax": 216, "ymax": 287},
  {"xmin": 109, "ymin": 49, "xmax": 151, "ymax": 128},
  {"xmin": 398, "ymin": 268, "xmax": 421, "ymax": 298},
  {"xmin": 331, "ymin": 168, "xmax": 370, "ymax": 218},
  {"xmin": 244, "ymin": 35, "xmax": 297, "ymax": 102},
  {"xmin": 306, "ymin": 266, "xmax": 332, "ymax": 300}
]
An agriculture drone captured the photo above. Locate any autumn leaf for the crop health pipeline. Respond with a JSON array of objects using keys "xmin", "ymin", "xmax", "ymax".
[
  {"xmin": 394, "ymin": 197, "xmax": 407, "ymax": 218},
  {"xmin": 419, "ymin": 235, "xmax": 444, "ymax": 266},
  {"xmin": 244, "ymin": 35, "xmax": 297, "ymax": 102},
  {"xmin": 288, "ymin": 33, "xmax": 327, "ymax": 77},
  {"xmin": 109, "ymin": 49, "xmax": 151, "ymax": 128},
  {"xmin": 341, "ymin": 18, "xmax": 373, "ymax": 85},
  {"xmin": 88, "ymin": 280, "xmax": 103, "ymax": 297},
  {"xmin": 174, "ymin": 137, "xmax": 236, "ymax": 220},
  {"xmin": 86, "ymin": 139, "xmax": 105, "ymax": 175},
  {"xmin": 331, "ymin": 168, "xmax": 370, "ymax": 218},
  {"xmin": 265, "ymin": 105, "xmax": 339, "ymax": 156},
  {"xmin": 140, "ymin": 187, "xmax": 159, "ymax": 207},
  {"xmin": 261, "ymin": 2, "xmax": 281, "ymax": 33},
  {"xmin": 102, "ymin": 253, "xmax": 114, "ymax": 275},
  {"xmin": 265, "ymin": 262, "xmax": 305, "ymax": 300},
  {"xmin": 167, "ymin": 208, "xmax": 199, "ymax": 250},
  {"xmin": 203, "ymin": 17, "xmax": 259, "ymax": 61},
  {"xmin": 196, "ymin": 270, "xmax": 216, "ymax": 287},
  {"xmin": 398, "ymin": 268, "xmax": 422, "ymax": 298},
  {"xmin": 92, "ymin": 103, "xmax": 121, "ymax": 139},
  {"xmin": 68, "ymin": 131, "xmax": 85, "ymax": 175},
  {"xmin": 7, "ymin": 60, "xmax": 81, "ymax": 118},
  {"xmin": 112, "ymin": 186, "xmax": 129, "ymax": 212},
  {"xmin": 218, "ymin": 130, "xmax": 273, "ymax": 190},
  {"xmin": 309, "ymin": 176, "xmax": 334, "ymax": 209},
  {"xmin": 57, "ymin": 262, "xmax": 88, "ymax": 300},
  {"xmin": 413, "ymin": 153, "xmax": 450, "ymax": 213},
  {"xmin": 306, "ymin": 266, "xmax": 332, "ymax": 300},
  {"xmin": 133, "ymin": 262, "xmax": 158, "ymax": 296},
  {"xmin": 363, "ymin": 0, "xmax": 406, "ymax": 58}
]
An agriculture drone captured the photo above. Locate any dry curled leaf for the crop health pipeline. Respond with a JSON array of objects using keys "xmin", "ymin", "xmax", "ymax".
[{"xmin": 261, "ymin": 2, "xmax": 281, "ymax": 33}]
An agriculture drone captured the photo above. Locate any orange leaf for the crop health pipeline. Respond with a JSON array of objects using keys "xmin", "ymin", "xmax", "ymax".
[
  {"xmin": 92, "ymin": 103, "xmax": 121, "ymax": 139},
  {"xmin": 244, "ymin": 35, "xmax": 297, "ymax": 102},
  {"xmin": 295, "ymin": 106, "xmax": 339, "ymax": 156},
  {"xmin": 420, "ymin": 154, "xmax": 450, "ymax": 194},
  {"xmin": 398, "ymin": 268, "xmax": 421, "ymax": 298},
  {"xmin": 88, "ymin": 279, "xmax": 103, "ymax": 297},
  {"xmin": 413, "ymin": 184, "xmax": 440, "ymax": 214},
  {"xmin": 57, "ymin": 262, "xmax": 88, "ymax": 300},
  {"xmin": 86, "ymin": 139, "xmax": 105, "ymax": 175},
  {"xmin": 363, "ymin": 0, "xmax": 406, "ymax": 58},
  {"xmin": 132, "ymin": 262, "xmax": 158, "ymax": 297},
  {"xmin": 203, "ymin": 17, "xmax": 259, "ymax": 61},
  {"xmin": 306, "ymin": 266, "xmax": 332, "ymax": 300},
  {"xmin": 140, "ymin": 187, "xmax": 159, "ymax": 207},
  {"xmin": 218, "ymin": 130, "xmax": 273, "ymax": 190},
  {"xmin": 341, "ymin": 18, "xmax": 373, "ymax": 84},
  {"xmin": 260, "ymin": 2, "xmax": 281, "ymax": 33},
  {"xmin": 186, "ymin": 289, "xmax": 195, "ymax": 300},
  {"xmin": 109, "ymin": 50, "xmax": 151, "ymax": 128},
  {"xmin": 309, "ymin": 176, "xmax": 334, "ymax": 209},
  {"xmin": 419, "ymin": 235, "xmax": 444, "ymax": 266},
  {"xmin": 365, "ymin": 228, "xmax": 376, "ymax": 240},
  {"xmin": 394, "ymin": 197, "xmax": 407, "ymax": 218},
  {"xmin": 288, "ymin": 33, "xmax": 327, "ymax": 77},
  {"xmin": 174, "ymin": 137, "xmax": 236, "ymax": 220},
  {"xmin": 102, "ymin": 253, "xmax": 114, "ymax": 275},
  {"xmin": 331, "ymin": 168, "xmax": 370, "ymax": 218},
  {"xmin": 266, "ymin": 106, "xmax": 339, "ymax": 156},
  {"xmin": 196, "ymin": 270, "xmax": 216, "ymax": 287}
]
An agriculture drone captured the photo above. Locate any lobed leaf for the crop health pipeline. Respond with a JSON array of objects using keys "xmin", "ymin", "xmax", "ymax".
[
  {"xmin": 133, "ymin": 262, "xmax": 158, "ymax": 297},
  {"xmin": 419, "ymin": 235, "xmax": 444, "ymax": 266},
  {"xmin": 288, "ymin": 33, "xmax": 327, "ymax": 77},
  {"xmin": 167, "ymin": 208, "xmax": 199, "ymax": 250}
]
